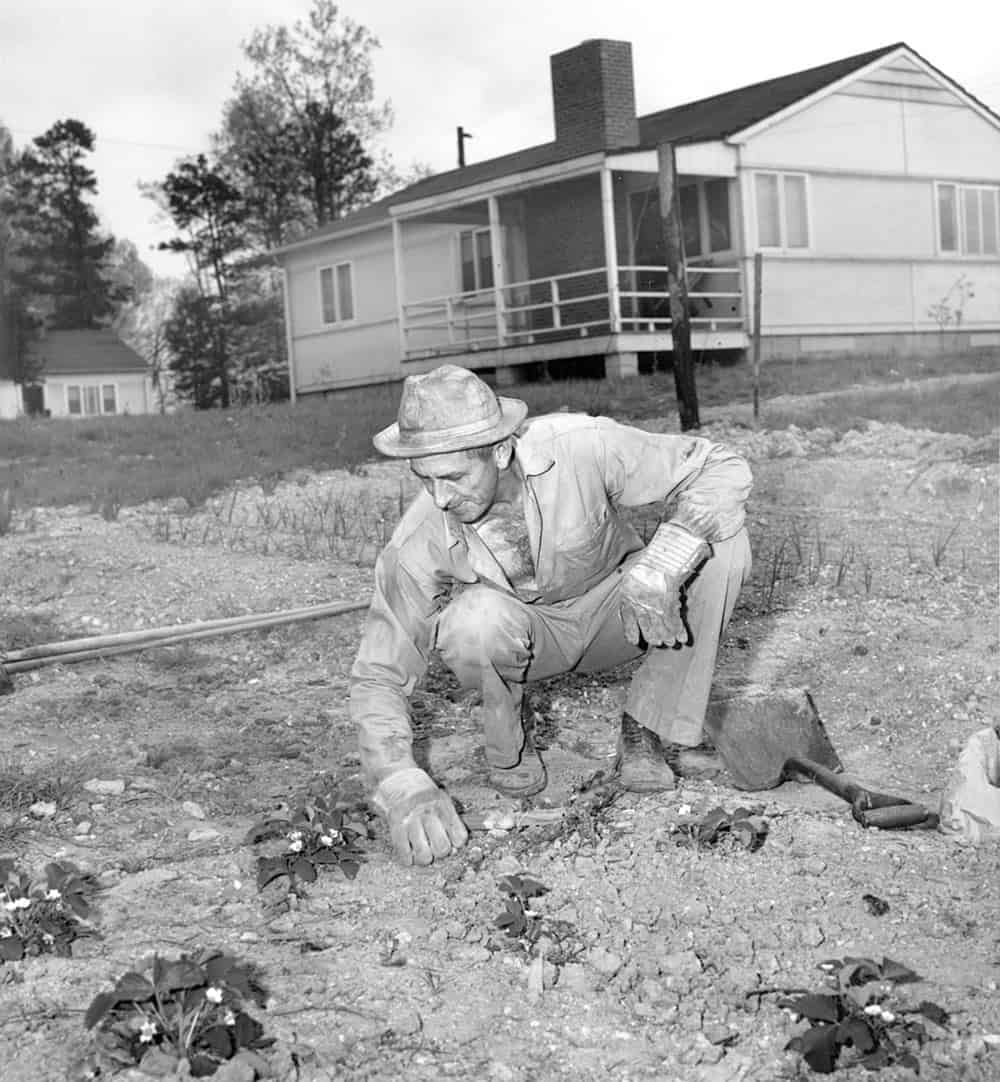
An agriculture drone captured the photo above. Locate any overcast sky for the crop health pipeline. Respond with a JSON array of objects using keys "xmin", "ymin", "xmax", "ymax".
[{"xmin": 3, "ymin": 0, "xmax": 997, "ymax": 278}]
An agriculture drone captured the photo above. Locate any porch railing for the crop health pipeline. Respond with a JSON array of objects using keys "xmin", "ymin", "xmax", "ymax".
[{"xmin": 401, "ymin": 264, "xmax": 744, "ymax": 358}]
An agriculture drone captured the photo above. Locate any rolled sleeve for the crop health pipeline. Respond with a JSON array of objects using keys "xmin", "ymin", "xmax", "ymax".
[{"xmin": 349, "ymin": 544, "xmax": 440, "ymax": 788}]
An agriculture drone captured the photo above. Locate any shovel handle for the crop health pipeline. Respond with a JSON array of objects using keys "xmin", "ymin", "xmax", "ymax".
[{"xmin": 854, "ymin": 804, "xmax": 939, "ymax": 831}]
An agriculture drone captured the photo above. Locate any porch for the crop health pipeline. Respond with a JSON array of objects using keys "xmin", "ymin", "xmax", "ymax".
[
  {"xmin": 389, "ymin": 153, "xmax": 749, "ymax": 375},
  {"xmin": 400, "ymin": 263, "xmax": 746, "ymax": 363}
]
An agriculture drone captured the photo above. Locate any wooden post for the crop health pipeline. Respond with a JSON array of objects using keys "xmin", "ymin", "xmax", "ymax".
[
  {"xmin": 600, "ymin": 167, "xmax": 621, "ymax": 333},
  {"xmin": 488, "ymin": 195, "xmax": 506, "ymax": 348},
  {"xmin": 280, "ymin": 266, "xmax": 297, "ymax": 404},
  {"xmin": 391, "ymin": 217, "xmax": 408, "ymax": 361},
  {"xmin": 752, "ymin": 251, "xmax": 763, "ymax": 423},
  {"xmin": 657, "ymin": 143, "xmax": 700, "ymax": 430}
]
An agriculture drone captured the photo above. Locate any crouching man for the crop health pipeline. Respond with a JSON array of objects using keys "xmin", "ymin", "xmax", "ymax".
[{"xmin": 350, "ymin": 364, "xmax": 752, "ymax": 866}]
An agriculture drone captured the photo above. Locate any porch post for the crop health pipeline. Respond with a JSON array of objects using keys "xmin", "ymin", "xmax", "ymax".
[
  {"xmin": 391, "ymin": 217, "xmax": 408, "ymax": 362},
  {"xmin": 280, "ymin": 265, "xmax": 297, "ymax": 404},
  {"xmin": 600, "ymin": 166, "xmax": 621, "ymax": 333},
  {"xmin": 487, "ymin": 196, "xmax": 506, "ymax": 349}
]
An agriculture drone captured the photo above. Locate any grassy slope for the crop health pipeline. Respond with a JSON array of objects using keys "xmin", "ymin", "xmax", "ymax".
[{"xmin": 1, "ymin": 351, "xmax": 997, "ymax": 510}]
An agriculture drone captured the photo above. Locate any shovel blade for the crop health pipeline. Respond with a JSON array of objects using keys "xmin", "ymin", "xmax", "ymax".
[{"xmin": 705, "ymin": 687, "xmax": 843, "ymax": 790}]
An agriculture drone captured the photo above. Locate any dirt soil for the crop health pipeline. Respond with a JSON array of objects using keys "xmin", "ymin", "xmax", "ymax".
[{"xmin": 1, "ymin": 377, "xmax": 998, "ymax": 1082}]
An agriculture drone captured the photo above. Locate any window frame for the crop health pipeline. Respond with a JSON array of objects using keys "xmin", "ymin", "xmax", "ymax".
[
  {"xmin": 458, "ymin": 227, "xmax": 495, "ymax": 294},
  {"xmin": 935, "ymin": 181, "xmax": 1000, "ymax": 257},
  {"xmin": 753, "ymin": 170, "xmax": 811, "ymax": 251},
  {"xmin": 65, "ymin": 381, "xmax": 118, "ymax": 416},
  {"xmin": 318, "ymin": 261, "xmax": 357, "ymax": 325}
]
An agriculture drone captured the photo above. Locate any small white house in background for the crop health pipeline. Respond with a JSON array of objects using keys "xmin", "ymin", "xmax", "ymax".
[
  {"xmin": 0, "ymin": 329, "xmax": 153, "ymax": 419},
  {"xmin": 271, "ymin": 39, "xmax": 1000, "ymax": 395}
]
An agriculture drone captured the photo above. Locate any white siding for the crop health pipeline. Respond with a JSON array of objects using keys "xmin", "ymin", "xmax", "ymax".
[
  {"xmin": 283, "ymin": 219, "xmax": 464, "ymax": 392},
  {"xmin": 0, "ymin": 380, "xmax": 21, "ymax": 420},
  {"xmin": 739, "ymin": 59, "xmax": 1000, "ymax": 341},
  {"xmin": 44, "ymin": 373, "xmax": 151, "ymax": 418}
]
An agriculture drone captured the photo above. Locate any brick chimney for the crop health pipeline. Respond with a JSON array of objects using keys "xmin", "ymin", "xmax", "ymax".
[{"xmin": 550, "ymin": 39, "xmax": 639, "ymax": 154}]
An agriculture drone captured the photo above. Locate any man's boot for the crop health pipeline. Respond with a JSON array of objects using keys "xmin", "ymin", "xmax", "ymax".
[
  {"xmin": 615, "ymin": 712, "xmax": 676, "ymax": 792},
  {"xmin": 488, "ymin": 729, "xmax": 547, "ymax": 797}
]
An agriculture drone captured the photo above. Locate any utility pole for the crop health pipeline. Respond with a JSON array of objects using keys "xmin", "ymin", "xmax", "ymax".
[
  {"xmin": 657, "ymin": 141, "xmax": 700, "ymax": 431},
  {"xmin": 457, "ymin": 126, "xmax": 473, "ymax": 168}
]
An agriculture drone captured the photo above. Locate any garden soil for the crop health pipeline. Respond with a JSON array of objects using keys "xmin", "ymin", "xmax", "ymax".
[{"xmin": 1, "ymin": 379, "xmax": 998, "ymax": 1082}]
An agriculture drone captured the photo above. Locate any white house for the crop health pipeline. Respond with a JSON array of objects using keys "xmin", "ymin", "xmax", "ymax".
[
  {"xmin": 271, "ymin": 40, "xmax": 1000, "ymax": 394},
  {"xmin": 0, "ymin": 329, "xmax": 154, "ymax": 419}
]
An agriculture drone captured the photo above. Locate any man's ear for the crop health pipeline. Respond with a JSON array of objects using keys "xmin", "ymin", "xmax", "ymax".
[{"xmin": 494, "ymin": 439, "xmax": 514, "ymax": 470}]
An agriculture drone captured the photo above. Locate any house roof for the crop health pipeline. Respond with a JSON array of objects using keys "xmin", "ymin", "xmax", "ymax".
[
  {"xmin": 38, "ymin": 329, "xmax": 147, "ymax": 377},
  {"xmin": 276, "ymin": 41, "xmax": 994, "ymax": 254}
]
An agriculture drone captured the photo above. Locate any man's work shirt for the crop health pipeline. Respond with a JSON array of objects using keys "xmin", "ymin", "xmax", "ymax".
[{"xmin": 350, "ymin": 412, "xmax": 752, "ymax": 785}]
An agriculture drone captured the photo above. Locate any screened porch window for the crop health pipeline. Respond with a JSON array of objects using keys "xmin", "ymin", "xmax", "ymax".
[
  {"xmin": 459, "ymin": 228, "xmax": 493, "ymax": 293},
  {"xmin": 937, "ymin": 182, "xmax": 999, "ymax": 255},
  {"xmin": 319, "ymin": 262, "xmax": 355, "ymax": 324},
  {"xmin": 679, "ymin": 186, "xmax": 701, "ymax": 258},
  {"xmin": 755, "ymin": 172, "xmax": 809, "ymax": 249},
  {"xmin": 705, "ymin": 179, "xmax": 732, "ymax": 252}
]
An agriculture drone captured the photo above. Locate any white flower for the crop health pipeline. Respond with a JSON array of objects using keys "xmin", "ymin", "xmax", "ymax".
[
  {"xmin": 45, "ymin": 888, "xmax": 62, "ymax": 901},
  {"xmin": 288, "ymin": 839, "xmax": 304, "ymax": 853},
  {"xmin": 139, "ymin": 1019, "xmax": 158, "ymax": 1043},
  {"xmin": 677, "ymin": 804, "xmax": 693, "ymax": 816},
  {"xmin": 224, "ymin": 1010, "xmax": 236, "ymax": 1026},
  {"xmin": 288, "ymin": 830, "xmax": 303, "ymax": 841},
  {"xmin": 864, "ymin": 1004, "xmax": 883, "ymax": 1016},
  {"xmin": 11, "ymin": 897, "xmax": 30, "ymax": 910},
  {"xmin": 880, "ymin": 1010, "xmax": 895, "ymax": 1023},
  {"xmin": 205, "ymin": 986, "xmax": 224, "ymax": 1004},
  {"xmin": 0, "ymin": 926, "xmax": 12, "ymax": 937},
  {"xmin": 2, "ymin": 900, "xmax": 15, "ymax": 912}
]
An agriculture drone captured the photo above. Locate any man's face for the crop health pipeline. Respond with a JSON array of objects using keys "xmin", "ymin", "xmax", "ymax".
[{"xmin": 410, "ymin": 449, "xmax": 501, "ymax": 523}]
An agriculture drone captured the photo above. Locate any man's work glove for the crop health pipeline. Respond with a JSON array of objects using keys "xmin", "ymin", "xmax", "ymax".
[
  {"xmin": 372, "ymin": 767, "xmax": 468, "ymax": 866},
  {"xmin": 619, "ymin": 522, "xmax": 711, "ymax": 647}
]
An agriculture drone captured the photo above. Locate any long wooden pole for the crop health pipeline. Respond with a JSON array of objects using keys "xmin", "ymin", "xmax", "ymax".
[
  {"xmin": 752, "ymin": 251, "xmax": 763, "ymax": 423},
  {"xmin": 1, "ymin": 599, "xmax": 369, "ymax": 674},
  {"xmin": 657, "ymin": 142, "xmax": 700, "ymax": 430}
]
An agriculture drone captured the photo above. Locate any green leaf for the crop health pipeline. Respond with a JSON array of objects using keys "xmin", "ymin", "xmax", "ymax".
[
  {"xmin": 881, "ymin": 957, "xmax": 920, "ymax": 983},
  {"xmin": 311, "ymin": 849, "xmax": 342, "ymax": 865},
  {"xmin": 339, "ymin": 860, "xmax": 361, "ymax": 880},
  {"xmin": 846, "ymin": 983, "xmax": 882, "ymax": 1009},
  {"xmin": 517, "ymin": 876, "xmax": 548, "ymax": 899},
  {"xmin": 233, "ymin": 1011, "xmax": 264, "ymax": 1049},
  {"xmin": 256, "ymin": 856, "xmax": 290, "ymax": 890},
  {"xmin": 778, "ymin": 995, "xmax": 841, "ymax": 1023},
  {"xmin": 201, "ymin": 1024, "xmax": 233, "ymax": 1058},
  {"xmin": 497, "ymin": 874, "xmax": 523, "ymax": 896},
  {"xmin": 84, "ymin": 991, "xmax": 117, "ymax": 1029},
  {"xmin": 161, "ymin": 959, "xmax": 206, "ymax": 992},
  {"xmin": 898, "ymin": 1051, "xmax": 920, "ymax": 1070},
  {"xmin": 787, "ymin": 1024, "xmax": 841, "ymax": 1073},
  {"xmin": 242, "ymin": 818, "xmax": 290, "ymax": 845},
  {"xmin": 202, "ymin": 952, "xmax": 233, "ymax": 983},
  {"xmin": 918, "ymin": 1000, "xmax": 949, "ymax": 1026},
  {"xmin": 859, "ymin": 1046, "xmax": 892, "ymax": 1069},
  {"xmin": 292, "ymin": 857, "xmax": 317, "ymax": 883},
  {"xmin": 65, "ymin": 892, "xmax": 90, "ymax": 918},
  {"xmin": 839, "ymin": 959, "xmax": 881, "ymax": 988},
  {"xmin": 0, "ymin": 935, "xmax": 25, "ymax": 962},
  {"xmin": 189, "ymin": 1052, "xmax": 221, "ymax": 1077},
  {"xmin": 837, "ymin": 1017, "xmax": 877, "ymax": 1053},
  {"xmin": 113, "ymin": 971, "xmax": 155, "ymax": 1002}
]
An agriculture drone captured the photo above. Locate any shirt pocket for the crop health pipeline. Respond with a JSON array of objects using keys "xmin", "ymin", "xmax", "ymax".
[{"xmin": 557, "ymin": 505, "xmax": 614, "ymax": 574}]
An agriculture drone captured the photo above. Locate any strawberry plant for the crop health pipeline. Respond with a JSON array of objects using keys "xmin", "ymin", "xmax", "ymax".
[
  {"xmin": 0, "ymin": 858, "xmax": 99, "ymax": 961},
  {"xmin": 779, "ymin": 955, "xmax": 947, "ymax": 1073},
  {"xmin": 244, "ymin": 793, "xmax": 375, "ymax": 894},
  {"xmin": 493, "ymin": 874, "xmax": 583, "ymax": 964},
  {"xmin": 85, "ymin": 948, "xmax": 273, "ymax": 1077},
  {"xmin": 670, "ymin": 804, "xmax": 769, "ymax": 851}
]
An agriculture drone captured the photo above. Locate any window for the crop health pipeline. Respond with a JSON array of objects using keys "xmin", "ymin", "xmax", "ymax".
[
  {"xmin": 459, "ymin": 228, "xmax": 493, "ymax": 293},
  {"xmin": 679, "ymin": 186, "xmax": 702, "ymax": 258},
  {"xmin": 754, "ymin": 172, "xmax": 809, "ymax": 249},
  {"xmin": 319, "ymin": 262, "xmax": 355, "ymax": 324},
  {"xmin": 937, "ymin": 182, "xmax": 999, "ymax": 255},
  {"xmin": 705, "ymin": 179, "xmax": 732, "ymax": 252},
  {"xmin": 66, "ymin": 383, "xmax": 116, "ymax": 416}
]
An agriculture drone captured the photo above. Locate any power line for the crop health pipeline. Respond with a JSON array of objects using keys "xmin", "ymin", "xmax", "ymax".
[{"xmin": 5, "ymin": 126, "xmax": 206, "ymax": 154}]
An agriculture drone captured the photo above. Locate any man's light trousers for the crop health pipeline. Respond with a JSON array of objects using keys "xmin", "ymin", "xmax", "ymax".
[{"xmin": 434, "ymin": 529, "xmax": 752, "ymax": 768}]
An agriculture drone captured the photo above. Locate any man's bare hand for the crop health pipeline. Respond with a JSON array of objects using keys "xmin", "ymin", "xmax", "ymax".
[{"xmin": 372, "ymin": 767, "xmax": 468, "ymax": 866}]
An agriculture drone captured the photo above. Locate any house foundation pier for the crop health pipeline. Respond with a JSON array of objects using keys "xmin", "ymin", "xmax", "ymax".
[{"xmin": 604, "ymin": 351, "xmax": 639, "ymax": 379}]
